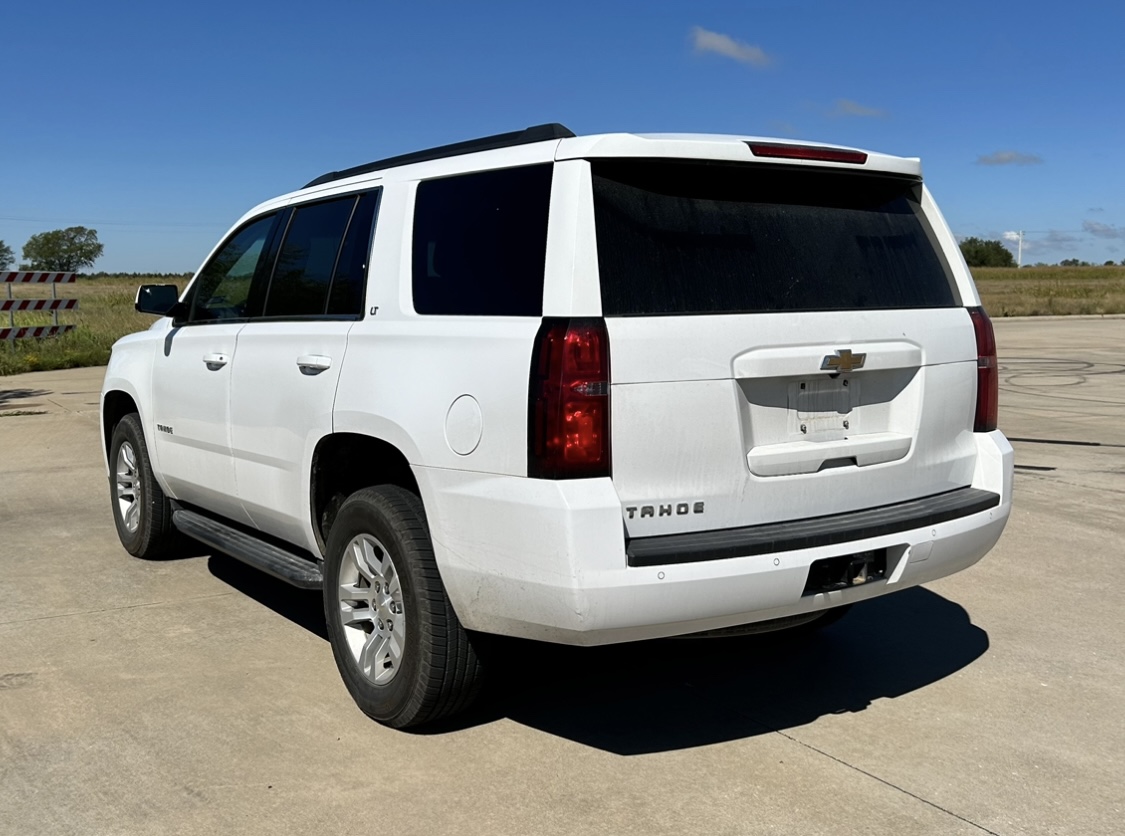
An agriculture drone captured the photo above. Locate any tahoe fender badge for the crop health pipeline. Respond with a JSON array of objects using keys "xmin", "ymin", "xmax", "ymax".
[{"xmin": 821, "ymin": 349, "xmax": 866, "ymax": 373}]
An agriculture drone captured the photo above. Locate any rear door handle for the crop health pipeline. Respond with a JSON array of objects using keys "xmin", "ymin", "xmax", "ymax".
[
  {"xmin": 203, "ymin": 353, "xmax": 229, "ymax": 369},
  {"xmin": 296, "ymin": 355, "xmax": 332, "ymax": 373}
]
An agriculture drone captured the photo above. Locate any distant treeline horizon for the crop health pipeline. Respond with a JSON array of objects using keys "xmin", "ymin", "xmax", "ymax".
[{"xmin": 77, "ymin": 271, "xmax": 195, "ymax": 279}]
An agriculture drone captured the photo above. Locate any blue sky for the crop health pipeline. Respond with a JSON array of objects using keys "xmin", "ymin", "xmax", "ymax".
[{"xmin": 2, "ymin": 0, "xmax": 1122, "ymax": 272}]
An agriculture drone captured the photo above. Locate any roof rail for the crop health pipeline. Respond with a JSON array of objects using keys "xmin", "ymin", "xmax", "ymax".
[{"xmin": 302, "ymin": 123, "xmax": 576, "ymax": 189}]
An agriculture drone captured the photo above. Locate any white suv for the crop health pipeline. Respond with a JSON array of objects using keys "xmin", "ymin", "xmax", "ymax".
[{"xmin": 101, "ymin": 124, "xmax": 1013, "ymax": 727}]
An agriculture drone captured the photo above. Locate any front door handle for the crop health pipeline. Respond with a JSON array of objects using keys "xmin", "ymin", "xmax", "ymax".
[
  {"xmin": 297, "ymin": 355, "xmax": 332, "ymax": 373},
  {"xmin": 203, "ymin": 353, "xmax": 229, "ymax": 369}
]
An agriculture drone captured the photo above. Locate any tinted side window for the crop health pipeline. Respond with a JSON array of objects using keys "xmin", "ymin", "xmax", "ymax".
[
  {"xmin": 592, "ymin": 160, "xmax": 958, "ymax": 316},
  {"xmin": 190, "ymin": 214, "xmax": 277, "ymax": 322},
  {"xmin": 412, "ymin": 164, "xmax": 552, "ymax": 316},
  {"xmin": 327, "ymin": 191, "xmax": 379, "ymax": 316},
  {"xmin": 265, "ymin": 197, "xmax": 356, "ymax": 318}
]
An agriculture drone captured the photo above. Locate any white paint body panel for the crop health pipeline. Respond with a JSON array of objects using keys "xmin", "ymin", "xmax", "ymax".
[
  {"xmin": 149, "ymin": 322, "xmax": 252, "ymax": 525},
  {"xmin": 229, "ymin": 321, "xmax": 350, "ymax": 550}
]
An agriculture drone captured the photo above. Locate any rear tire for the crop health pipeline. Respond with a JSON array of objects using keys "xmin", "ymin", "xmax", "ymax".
[
  {"xmin": 108, "ymin": 413, "xmax": 178, "ymax": 559},
  {"xmin": 323, "ymin": 486, "xmax": 483, "ymax": 728}
]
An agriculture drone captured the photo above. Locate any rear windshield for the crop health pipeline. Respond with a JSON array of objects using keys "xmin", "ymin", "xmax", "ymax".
[{"xmin": 592, "ymin": 160, "xmax": 958, "ymax": 316}]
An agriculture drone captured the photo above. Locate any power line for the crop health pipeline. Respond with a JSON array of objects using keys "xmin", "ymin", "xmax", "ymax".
[{"xmin": 0, "ymin": 215, "xmax": 226, "ymax": 229}]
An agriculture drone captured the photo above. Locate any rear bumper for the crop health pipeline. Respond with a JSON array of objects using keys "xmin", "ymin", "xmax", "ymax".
[
  {"xmin": 626, "ymin": 486, "xmax": 999, "ymax": 567},
  {"xmin": 416, "ymin": 430, "xmax": 1013, "ymax": 645}
]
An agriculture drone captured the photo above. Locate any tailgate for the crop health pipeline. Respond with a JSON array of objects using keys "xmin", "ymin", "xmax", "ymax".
[{"xmin": 609, "ymin": 309, "xmax": 978, "ymax": 537}]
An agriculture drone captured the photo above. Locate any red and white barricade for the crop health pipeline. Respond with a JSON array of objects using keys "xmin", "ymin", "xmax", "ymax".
[{"xmin": 1, "ymin": 272, "xmax": 78, "ymax": 340}]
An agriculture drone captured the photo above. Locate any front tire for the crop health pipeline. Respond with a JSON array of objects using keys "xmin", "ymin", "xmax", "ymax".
[
  {"xmin": 323, "ymin": 486, "xmax": 483, "ymax": 728},
  {"xmin": 109, "ymin": 413, "xmax": 178, "ymax": 559}
]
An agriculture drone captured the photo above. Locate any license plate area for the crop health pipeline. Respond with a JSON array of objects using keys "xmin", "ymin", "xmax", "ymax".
[
  {"xmin": 791, "ymin": 376, "xmax": 858, "ymax": 437},
  {"xmin": 803, "ymin": 548, "xmax": 887, "ymax": 596}
]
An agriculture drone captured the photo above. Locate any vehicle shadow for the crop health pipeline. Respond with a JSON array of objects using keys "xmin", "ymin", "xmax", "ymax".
[
  {"xmin": 207, "ymin": 553, "xmax": 328, "ymax": 640},
  {"xmin": 472, "ymin": 587, "xmax": 989, "ymax": 754},
  {"xmin": 204, "ymin": 554, "xmax": 988, "ymax": 755}
]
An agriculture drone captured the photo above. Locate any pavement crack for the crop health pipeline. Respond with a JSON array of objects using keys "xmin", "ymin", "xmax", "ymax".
[
  {"xmin": 690, "ymin": 685, "xmax": 1005, "ymax": 835},
  {"xmin": 0, "ymin": 591, "xmax": 234, "ymax": 626},
  {"xmin": 770, "ymin": 728, "xmax": 1003, "ymax": 835}
]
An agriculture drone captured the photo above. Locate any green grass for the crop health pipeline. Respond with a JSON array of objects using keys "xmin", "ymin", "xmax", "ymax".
[
  {"xmin": 1, "ymin": 274, "xmax": 189, "ymax": 376},
  {"xmin": 2, "ymin": 267, "xmax": 1123, "ymax": 376}
]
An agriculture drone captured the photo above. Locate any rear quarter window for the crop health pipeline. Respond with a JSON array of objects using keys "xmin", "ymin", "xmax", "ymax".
[
  {"xmin": 592, "ymin": 160, "xmax": 959, "ymax": 316},
  {"xmin": 411, "ymin": 164, "xmax": 552, "ymax": 316}
]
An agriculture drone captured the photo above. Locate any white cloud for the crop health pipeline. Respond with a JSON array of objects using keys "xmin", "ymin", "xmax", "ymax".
[
  {"xmin": 1088, "ymin": 207, "xmax": 1105, "ymax": 213},
  {"xmin": 976, "ymin": 150, "xmax": 1043, "ymax": 166},
  {"xmin": 1040, "ymin": 231, "xmax": 1080, "ymax": 251},
  {"xmin": 1083, "ymin": 219, "xmax": 1124, "ymax": 239},
  {"xmin": 1002, "ymin": 230, "xmax": 1079, "ymax": 255},
  {"xmin": 691, "ymin": 26, "xmax": 772, "ymax": 67},
  {"xmin": 831, "ymin": 98, "xmax": 885, "ymax": 118}
]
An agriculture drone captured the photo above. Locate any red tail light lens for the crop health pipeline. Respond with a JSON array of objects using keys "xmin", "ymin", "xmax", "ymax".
[
  {"xmin": 969, "ymin": 307, "xmax": 998, "ymax": 432},
  {"xmin": 747, "ymin": 142, "xmax": 868, "ymax": 165},
  {"xmin": 528, "ymin": 318, "xmax": 611, "ymax": 479}
]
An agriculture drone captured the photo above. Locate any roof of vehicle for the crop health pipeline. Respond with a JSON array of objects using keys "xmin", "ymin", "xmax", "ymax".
[
  {"xmin": 302, "ymin": 123, "xmax": 577, "ymax": 189},
  {"xmin": 299, "ymin": 123, "xmax": 922, "ymax": 191},
  {"xmin": 233, "ymin": 125, "xmax": 925, "ymax": 228}
]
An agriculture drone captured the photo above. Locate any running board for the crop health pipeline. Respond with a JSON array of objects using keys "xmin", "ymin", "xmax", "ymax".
[{"xmin": 172, "ymin": 509, "xmax": 323, "ymax": 590}]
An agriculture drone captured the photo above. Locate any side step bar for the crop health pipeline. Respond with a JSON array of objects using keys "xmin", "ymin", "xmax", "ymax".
[{"xmin": 172, "ymin": 509, "xmax": 323, "ymax": 590}]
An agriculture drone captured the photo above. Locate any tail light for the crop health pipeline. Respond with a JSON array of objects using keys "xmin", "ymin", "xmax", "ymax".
[
  {"xmin": 528, "ymin": 317, "xmax": 611, "ymax": 479},
  {"xmin": 968, "ymin": 307, "xmax": 998, "ymax": 432}
]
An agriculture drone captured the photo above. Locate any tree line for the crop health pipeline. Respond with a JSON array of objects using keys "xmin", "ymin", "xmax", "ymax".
[
  {"xmin": 0, "ymin": 227, "xmax": 104, "ymax": 272},
  {"xmin": 959, "ymin": 237, "xmax": 1124, "ymax": 268}
]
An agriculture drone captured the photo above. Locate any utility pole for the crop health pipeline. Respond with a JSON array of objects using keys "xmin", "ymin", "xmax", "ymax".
[{"xmin": 1017, "ymin": 230, "xmax": 1024, "ymax": 268}]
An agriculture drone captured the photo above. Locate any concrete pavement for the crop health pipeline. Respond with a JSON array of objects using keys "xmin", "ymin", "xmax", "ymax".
[{"xmin": 0, "ymin": 318, "xmax": 1122, "ymax": 835}]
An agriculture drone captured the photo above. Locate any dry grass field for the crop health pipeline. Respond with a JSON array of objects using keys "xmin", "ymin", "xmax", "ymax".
[
  {"xmin": 2, "ymin": 266, "xmax": 1122, "ymax": 376},
  {"xmin": 973, "ymin": 265, "xmax": 1125, "ymax": 317},
  {"xmin": 1, "ymin": 275, "xmax": 190, "ymax": 376}
]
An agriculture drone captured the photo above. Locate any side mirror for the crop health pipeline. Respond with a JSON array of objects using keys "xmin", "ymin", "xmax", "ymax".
[{"xmin": 135, "ymin": 284, "xmax": 187, "ymax": 318}]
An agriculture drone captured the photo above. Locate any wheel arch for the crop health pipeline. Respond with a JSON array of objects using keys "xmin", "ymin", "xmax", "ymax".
[
  {"xmin": 102, "ymin": 389, "xmax": 140, "ymax": 463},
  {"xmin": 310, "ymin": 432, "xmax": 421, "ymax": 556}
]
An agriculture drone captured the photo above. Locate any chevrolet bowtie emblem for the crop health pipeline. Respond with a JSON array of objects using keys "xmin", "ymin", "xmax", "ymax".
[{"xmin": 821, "ymin": 349, "xmax": 867, "ymax": 373}]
